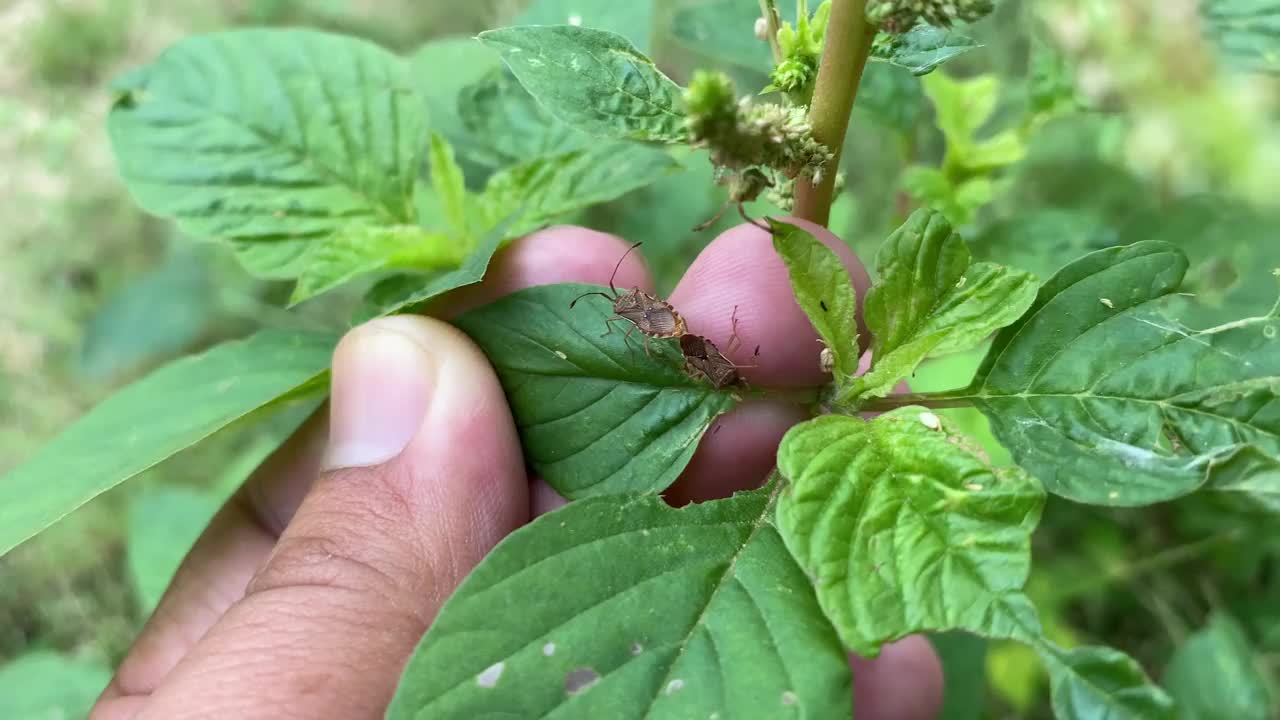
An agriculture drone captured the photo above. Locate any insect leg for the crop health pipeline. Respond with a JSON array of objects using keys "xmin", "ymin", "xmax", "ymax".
[{"xmin": 725, "ymin": 304, "xmax": 743, "ymax": 353}]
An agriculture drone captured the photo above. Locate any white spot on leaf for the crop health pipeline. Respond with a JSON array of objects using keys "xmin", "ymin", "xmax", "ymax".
[
  {"xmin": 665, "ymin": 679, "xmax": 685, "ymax": 695},
  {"xmin": 565, "ymin": 667, "xmax": 600, "ymax": 695},
  {"xmin": 630, "ymin": 641, "xmax": 644, "ymax": 655},
  {"xmin": 1100, "ymin": 298, "xmax": 1115, "ymax": 309},
  {"xmin": 965, "ymin": 483, "xmax": 983, "ymax": 491},
  {"xmin": 476, "ymin": 661, "xmax": 504, "ymax": 688},
  {"xmin": 554, "ymin": 350, "xmax": 568, "ymax": 359},
  {"xmin": 543, "ymin": 642, "xmax": 556, "ymax": 656},
  {"xmin": 919, "ymin": 411, "xmax": 941, "ymax": 431},
  {"xmin": 781, "ymin": 690, "xmax": 798, "ymax": 705},
  {"xmin": 1108, "ymin": 490, "xmax": 1120, "ymax": 500},
  {"xmin": 1264, "ymin": 325, "xmax": 1277, "ymax": 340},
  {"xmin": 568, "ymin": 13, "xmax": 583, "ymax": 25}
]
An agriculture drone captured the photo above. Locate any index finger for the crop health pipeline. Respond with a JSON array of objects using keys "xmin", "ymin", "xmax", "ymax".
[{"xmin": 666, "ymin": 218, "xmax": 871, "ymax": 506}]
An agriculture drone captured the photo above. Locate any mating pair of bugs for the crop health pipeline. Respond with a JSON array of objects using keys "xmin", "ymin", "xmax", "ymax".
[{"xmin": 569, "ymin": 243, "xmax": 753, "ymax": 390}]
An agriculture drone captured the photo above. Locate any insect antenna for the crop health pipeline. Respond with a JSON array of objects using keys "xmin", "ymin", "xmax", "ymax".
[
  {"xmin": 608, "ymin": 242, "xmax": 643, "ymax": 294},
  {"xmin": 569, "ymin": 291, "xmax": 615, "ymax": 309}
]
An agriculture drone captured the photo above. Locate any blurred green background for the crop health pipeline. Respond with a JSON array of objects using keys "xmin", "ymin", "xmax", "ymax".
[{"xmin": 0, "ymin": 0, "xmax": 1277, "ymax": 718}]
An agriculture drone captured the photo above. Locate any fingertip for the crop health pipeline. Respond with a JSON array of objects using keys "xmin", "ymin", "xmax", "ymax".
[
  {"xmin": 666, "ymin": 400, "xmax": 808, "ymax": 506},
  {"xmin": 850, "ymin": 635, "xmax": 945, "ymax": 720},
  {"xmin": 669, "ymin": 219, "xmax": 869, "ymax": 387},
  {"xmin": 433, "ymin": 225, "xmax": 655, "ymax": 316}
]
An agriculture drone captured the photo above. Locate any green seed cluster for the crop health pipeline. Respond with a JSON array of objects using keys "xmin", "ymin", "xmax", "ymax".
[
  {"xmin": 866, "ymin": 0, "xmax": 995, "ymax": 33},
  {"xmin": 685, "ymin": 71, "xmax": 834, "ymax": 182}
]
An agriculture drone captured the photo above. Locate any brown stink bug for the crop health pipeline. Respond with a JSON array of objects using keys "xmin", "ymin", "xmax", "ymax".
[
  {"xmin": 569, "ymin": 242, "xmax": 688, "ymax": 356},
  {"xmin": 679, "ymin": 306, "xmax": 757, "ymax": 389}
]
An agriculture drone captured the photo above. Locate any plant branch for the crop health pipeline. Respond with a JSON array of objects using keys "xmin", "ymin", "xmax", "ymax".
[
  {"xmin": 793, "ymin": 0, "xmax": 877, "ymax": 226},
  {"xmin": 758, "ymin": 0, "xmax": 783, "ymax": 64}
]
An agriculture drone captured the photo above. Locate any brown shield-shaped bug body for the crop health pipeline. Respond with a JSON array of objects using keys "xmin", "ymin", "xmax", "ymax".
[
  {"xmin": 569, "ymin": 242, "xmax": 688, "ymax": 356},
  {"xmin": 680, "ymin": 334, "xmax": 744, "ymax": 389},
  {"xmin": 679, "ymin": 306, "xmax": 757, "ymax": 390}
]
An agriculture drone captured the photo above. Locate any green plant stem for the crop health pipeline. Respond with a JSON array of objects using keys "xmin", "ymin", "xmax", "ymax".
[
  {"xmin": 858, "ymin": 392, "xmax": 974, "ymax": 411},
  {"xmin": 758, "ymin": 0, "xmax": 783, "ymax": 63},
  {"xmin": 793, "ymin": 0, "xmax": 877, "ymax": 226}
]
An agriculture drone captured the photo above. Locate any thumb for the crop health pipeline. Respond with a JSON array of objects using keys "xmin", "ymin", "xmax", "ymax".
[{"xmin": 134, "ymin": 316, "xmax": 528, "ymax": 720}]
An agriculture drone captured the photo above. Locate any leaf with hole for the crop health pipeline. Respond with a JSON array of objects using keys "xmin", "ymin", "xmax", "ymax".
[
  {"xmin": 964, "ymin": 241, "xmax": 1280, "ymax": 506},
  {"xmin": 478, "ymin": 26, "xmax": 688, "ymax": 143},
  {"xmin": 775, "ymin": 410, "xmax": 1045, "ymax": 656},
  {"xmin": 387, "ymin": 486, "xmax": 851, "ymax": 719},
  {"xmin": 108, "ymin": 30, "xmax": 425, "ymax": 278},
  {"xmin": 453, "ymin": 284, "xmax": 737, "ymax": 498},
  {"xmin": 768, "ymin": 218, "xmax": 861, "ymax": 386},
  {"xmin": 0, "ymin": 329, "xmax": 336, "ymax": 556},
  {"xmin": 842, "ymin": 210, "xmax": 1037, "ymax": 403}
]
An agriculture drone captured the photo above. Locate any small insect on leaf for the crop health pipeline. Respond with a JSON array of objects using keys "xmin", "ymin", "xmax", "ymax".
[
  {"xmin": 569, "ymin": 242, "xmax": 688, "ymax": 356},
  {"xmin": 679, "ymin": 307, "xmax": 754, "ymax": 389}
]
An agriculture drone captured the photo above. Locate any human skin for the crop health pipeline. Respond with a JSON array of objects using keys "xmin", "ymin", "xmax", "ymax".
[{"xmin": 90, "ymin": 222, "xmax": 943, "ymax": 720}]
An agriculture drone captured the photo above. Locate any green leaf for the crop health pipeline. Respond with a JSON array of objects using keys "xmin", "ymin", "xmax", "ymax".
[
  {"xmin": 768, "ymin": 218, "xmax": 861, "ymax": 384},
  {"xmin": 453, "ymin": 284, "xmax": 737, "ymax": 498},
  {"xmin": 479, "ymin": 143, "xmax": 680, "ymax": 239},
  {"xmin": 0, "ymin": 329, "xmax": 336, "ymax": 555},
  {"xmin": 387, "ymin": 486, "xmax": 851, "ymax": 718},
  {"xmin": 856, "ymin": 63, "xmax": 926, "ymax": 131},
  {"xmin": 872, "ymin": 25, "xmax": 982, "ymax": 76},
  {"xmin": 108, "ymin": 30, "xmax": 425, "ymax": 278},
  {"xmin": 456, "ymin": 66, "xmax": 586, "ymax": 168},
  {"xmin": 409, "ymin": 35, "xmax": 503, "ymax": 145},
  {"xmin": 290, "ymin": 226, "xmax": 463, "ymax": 305},
  {"xmin": 0, "ymin": 652, "xmax": 111, "ymax": 719},
  {"xmin": 775, "ymin": 410, "xmax": 1045, "ymax": 656},
  {"xmin": 922, "ymin": 72, "xmax": 1026, "ymax": 176},
  {"xmin": 965, "ymin": 241, "xmax": 1280, "ymax": 506},
  {"xmin": 844, "ymin": 210, "xmax": 1037, "ymax": 403},
  {"xmin": 1201, "ymin": 1, "xmax": 1280, "ymax": 75},
  {"xmin": 668, "ymin": 0, "xmax": 784, "ymax": 71},
  {"xmin": 428, "ymin": 132, "xmax": 469, "ymax": 235},
  {"xmin": 354, "ymin": 218, "xmax": 517, "ymax": 322},
  {"xmin": 1165, "ymin": 612, "xmax": 1273, "ymax": 719},
  {"xmin": 80, "ymin": 242, "xmax": 217, "ymax": 380},
  {"xmin": 515, "ymin": 0, "xmax": 654, "ymax": 53},
  {"xmin": 1199, "ymin": 445, "xmax": 1280, "ymax": 515},
  {"xmin": 128, "ymin": 485, "xmax": 220, "ymax": 613},
  {"xmin": 1039, "ymin": 644, "xmax": 1175, "ymax": 720},
  {"xmin": 931, "ymin": 633, "xmax": 988, "ymax": 720},
  {"xmin": 478, "ymin": 26, "xmax": 688, "ymax": 143}
]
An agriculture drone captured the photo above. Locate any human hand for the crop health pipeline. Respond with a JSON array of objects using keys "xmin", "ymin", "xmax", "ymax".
[{"xmin": 91, "ymin": 223, "xmax": 943, "ymax": 720}]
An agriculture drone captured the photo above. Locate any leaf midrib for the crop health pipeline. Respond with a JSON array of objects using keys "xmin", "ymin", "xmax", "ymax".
[
  {"xmin": 639, "ymin": 485, "xmax": 781, "ymax": 720},
  {"xmin": 132, "ymin": 78, "xmax": 409, "ymax": 226}
]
